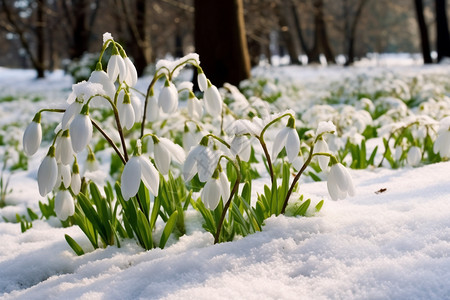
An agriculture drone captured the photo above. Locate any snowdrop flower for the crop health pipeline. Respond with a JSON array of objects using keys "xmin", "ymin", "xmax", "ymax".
[
  {"xmin": 146, "ymin": 89, "xmax": 160, "ymax": 122},
  {"xmin": 327, "ymin": 161, "xmax": 355, "ymax": 201},
  {"xmin": 182, "ymin": 125, "xmax": 202, "ymax": 151},
  {"xmin": 183, "ymin": 137, "xmax": 218, "ymax": 182},
  {"xmin": 89, "ymin": 68, "xmax": 115, "ymax": 99},
  {"xmin": 107, "ymin": 44, "xmax": 127, "ymax": 82},
  {"xmin": 204, "ymin": 81, "xmax": 223, "ymax": 116},
  {"xmin": 394, "ymin": 145, "xmax": 403, "ymax": 161},
  {"xmin": 201, "ymin": 170, "xmax": 230, "ymax": 210},
  {"xmin": 433, "ymin": 117, "xmax": 450, "ymax": 158},
  {"xmin": 124, "ymin": 56, "xmax": 138, "ymax": 87},
  {"xmin": 84, "ymin": 149, "xmax": 99, "ymax": 173},
  {"xmin": 37, "ymin": 146, "xmax": 58, "ymax": 197},
  {"xmin": 272, "ymin": 117, "xmax": 300, "ymax": 163},
  {"xmin": 54, "ymin": 188, "xmax": 75, "ymax": 221},
  {"xmin": 71, "ymin": 160, "xmax": 81, "ymax": 195},
  {"xmin": 62, "ymin": 100, "xmax": 83, "ymax": 130},
  {"xmin": 158, "ymin": 79, "xmax": 178, "ymax": 114},
  {"xmin": 197, "ymin": 68, "xmax": 208, "ymax": 92},
  {"xmin": 230, "ymin": 135, "xmax": 251, "ymax": 161},
  {"xmin": 70, "ymin": 105, "xmax": 93, "ymax": 153},
  {"xmin": 56, "ymin": 163, "xmax": 72, "ymax": 189},
  {"xmin": 57, "ymin": 130, "xmax": 74, "ymax": 165},
  {"xmin": 23, "ymin": 113, "xmax": 42, "ymax": 156},
  {"xmin": 187, "ymin": 91, "xmax": 203, "ymax": 119},
  {"xmin": 121, "ymin": 154, "xmax": 160, "ymax": 200},
  {"xmin": 152, "ymin": 136, "xmax": 186, "ymax": 175},
  {"xmin": 407, "ymin": 146, "xmax": 421, "ymax": 166},
  {"xmin": 314, "ymin": 138, "xmax": 330, "ymax": 171},
  {"xmin": 434, "ymin": 131, "xmax": 450, "ymax": 158},
  {"xmin": 316, "ymin": 120, "xmax": 336, "ymax": 136},
  {"xmin": 118, "ymin": 92, "xmax": 136, "ymax": 130}
]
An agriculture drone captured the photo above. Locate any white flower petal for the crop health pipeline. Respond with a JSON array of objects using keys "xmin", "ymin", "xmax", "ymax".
[
  {"xmin": 62, "ymin": 101, "xmax": 82, "ymax": 130},
  {"xmin": 121, "ymin": 157, "xmax": 142, "ymax": 200},
  {"xmin": 59, "ymin": 136, "xmax": 74, "ymax": 165},
  {"xmin": 70, "ymin": 172, "xmax": 81, "ymax": 195},
  {"xmin": 197, "ymin": 72, "xmax": 208, "ymax": 92},
  {"xmin": 23, "ymin": 121, "xmax": 42, "ymax": 156},
  {"xmin": 158, "ymin": 82, "xmax": 178, "ymax": 114},
  {"xmin": 139, "ymin": 156, "xmax": 160, "ymax": 196},
  {"xmin": 204, "ymin": 85, "xmax": 222, "ymax": 116},
  {"xmin": 286, "ymin": 128, "xmax": 300, "ymax": 162},
  {"xmin": 219, "ymin": 171, "xmax": 230, "ymax": 202},
  {"xmin": 159, "ymin": 137, "xmax": 186, "ymax": 164},
  {"xmin": 272, "ymin": 127, "xmax": 289, "ymax": 160},
  {"xmin": 38, "ymin": 155, "xmax": 58, "ymax": 197},
  {"xmin": 124, "ymin": 57, "xmax": 138, "ymax": 86},
  {"xmin": 146, "ymin": 95, "xmax": 160, "ymax": 122},
  {"xmin": 154, "ymin": 142, "xmax": 171, "ymax": 175},
  {"xmin": 55, "ymin": 189, "xmax": 75, "ymax": 221},
  {"xmin": 70, "ymin": 114, "xmax": 93, "ymax": 153},
  {"xmin": 201, "ymin": 179, "xmax": 221, "ymax": 210}
]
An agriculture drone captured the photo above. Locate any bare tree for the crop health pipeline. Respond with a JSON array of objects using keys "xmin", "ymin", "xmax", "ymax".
[
  {"xmin": 414, "ymin": 0, "xmax": 433, "ymax": 63},
  {"xmin": 194, "ymin": 0, "xmax": 251, "ymax": 86},
  {"xmin": 342, "ymin": 0, "xmax": 369, "ymax": 65},
  {"xmin": 0, "ymin": 0, "xmax": 47, "ymax": 77},
  {"xmin": 435, "ymin": 0, "xmax": 450, "ymax": 61}
]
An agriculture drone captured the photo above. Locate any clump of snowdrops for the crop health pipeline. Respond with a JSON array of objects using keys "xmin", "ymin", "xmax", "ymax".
[{"xmin": 23, "ymin": 33, "xmax": 355, "ymax": 254}]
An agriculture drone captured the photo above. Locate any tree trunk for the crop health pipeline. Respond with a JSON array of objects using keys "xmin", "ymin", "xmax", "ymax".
[
  {"xmin": 194, "ymin": 0, "xmax": 251, "ymax": 87},
  {"xmin": 312, "ymin": 0, "xmax": 335, "ymax": 64},
  {"xmin": 276, "ymin": 1, "xmax": 300, "ymax": 64},
  {"xmin": 291, "ymin": 2, "xmax": 313, "ymax": 60},
  {"xmin": 36, "ymin": 0, "xmax": 46, "ymax": 78},
  {"xmin": 435, "ymin": 0, "xmax": 450, "ymax": 61},
  {"xmin": 345, "ymin": 0, "xmax": 369, "ymax": 66},
  {"xmin": 414, "ymin": 0, "xmax": 433, "ymax": 63}
]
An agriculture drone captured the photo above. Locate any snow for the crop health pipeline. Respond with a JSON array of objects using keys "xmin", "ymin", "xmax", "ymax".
[{"xmin": 1, "ymin": 60, "xmax": 450, "ymax": 299}]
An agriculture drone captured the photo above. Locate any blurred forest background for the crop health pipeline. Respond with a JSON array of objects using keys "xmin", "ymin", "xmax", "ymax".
[{"xmin": 0, "ymin": 0, "xmax": 449, "ymax": 85}]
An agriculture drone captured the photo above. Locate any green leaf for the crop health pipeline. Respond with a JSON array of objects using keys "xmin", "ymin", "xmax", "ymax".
[
  {"xmin": 65, "ymin": 234, "xmax": 85, "ymax": 256},
  {"xmin": 27, "ymin": 208, "xmax": 39, "ymax": 221},
  {"xmin": 160, "ymin": 211, "xmax": 178, "ymax": 249},
  {"xmin": 315, "ymin": 200, "xmax": 324, "ymax": 212},
  {"xmin": 293, "ymin": 199, "xmax": 310, "ymax": 216},
  {"xmin": 136, "ymin": 210, "xmax": 153, "ymax": 250}
]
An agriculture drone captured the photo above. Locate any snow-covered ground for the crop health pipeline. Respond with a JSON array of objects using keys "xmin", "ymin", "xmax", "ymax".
[{"xmin": 1, "ymin": 58, "xmax": 450, "ymax": 299}]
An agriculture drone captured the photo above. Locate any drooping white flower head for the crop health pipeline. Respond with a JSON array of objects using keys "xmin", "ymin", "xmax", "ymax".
[
  {"xmin": 204, "ymin": 81, "xmax": 222, "ymax": 116},
  {"xmin": 158, "ymin": 79, "xmax": 178, "ymax": 114},
  {"xmin": 407, "ymin": 146, "xmax": 421, "ymax": 166},
  {"xmin": 272, "ymin": 117, "xmax": 300, "ymax": 163},
  {"xmin": 37, "ymin": 146, "xmax": 58, "ymax": 197},
  {"xmin": 182, "ymin": 125, "xmax": 202, "ymax": 152},
  {"xmin": 107, "ymin": 44, "xmax": 127, "ymax": 82},
  {"xmin": 117, "ymin": 91, "xmax": 136, "ymax": 130},
  {"xmin": 88, "ymin": 69, "xmax": 116, "ymax": 105},
  {"xmin": 70, "ymin": 105, "xmax": 93, "ymax": 153},
  {"xmin": 327, "ymin": 161, "xmax": 355, "ymax": 201},
  {"xmin": 433, "ymin": 117, "xmax": 450, "ymax": 158},
  {"xmin": 230, "ymin": 135, "xmax": 251, "ymax": 161},
  {"xmin": 62, "ymin": 101, "xmax": 83, "ymax": 130},
  {"xmin": 316, "ymin": 120, "xmax": 336, "ymax": 136},
  {"xmin": 124, "ymin": 56, "xmax": 138, "ymax": 87},
  {"xmin": 121, "ymin": 156, "xmax": 142, "ymax": 200},
  {"xmin": 197, "ymin": 69, "xmax": 208, "ymax": 92},
  {"xmin": 23, "ymin": 113, "xmax": 42, "ymax": 156},
  {"xmin": 57, "ymin": 130, "xmax": 74, "ymax": 165},
  {"xmin": 121, "ymin": 140, "xmax": 160, "ymax": 200},
  {"xmin": 201, "ymin": 170, "xmax": 230, "ymax": 210},
  {"xmin": 394, "ymin": 144, "xmax": 403, "ymax": 161},
  {"xmin": 54, "ymin": 188, "xmax": 75, "ymax": 221},
  {"xmin": 55, "ymin": 163, "xmax": 72, "ymax": 189},
  {"xmin": 314, "ymin": 138, "xmax": 330, "ymax": 171},
  {"xmin": 153, "ymin": 136, "xmax": 186, "ymax": 175},
  {"xmin": 183, "ymin": 136, "xmax": 218, "ymax": 182},
  {"xmin": 187, "ymin": 91, "xmax": 203, "ymax": 119},
  {"xmin": 433, "ymin": 131, "xmax": 450, "ymax": 158},
  {"xmin": 70, "ymin": 161, "xmax": 81, "ymax": 195}
]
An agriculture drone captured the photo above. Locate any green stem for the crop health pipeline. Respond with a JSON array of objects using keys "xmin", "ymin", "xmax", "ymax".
[
  {"xmin": 141, "ymin": 73, "xmax": 166, "ymax": 138},
  {"xmin": 91, "ymin": 119, "xmax": 126, "ymax": 165},
  {"xmin": 214, "ymin": 156, "xmax": 241, "ymax": 244}
]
